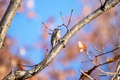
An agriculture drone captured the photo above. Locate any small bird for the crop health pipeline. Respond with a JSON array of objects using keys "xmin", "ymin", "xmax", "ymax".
[{"xmin": 51, "ymin": 28, "xmax": 61, "ymax": 48}]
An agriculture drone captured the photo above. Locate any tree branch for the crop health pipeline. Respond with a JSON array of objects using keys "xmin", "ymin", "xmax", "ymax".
[
  {"xmin": 0, "ymin": 0, "xmax": 23, "ymax": 49},
  {"xmin": 79, "ymin": 70, "xmax": 94, "ymax": 80},
  {"xmin": 2, "ymin": 0, "xmax": 120, "ymax": 80},
  {"xmin": 111, "ymin": 60, "xmax": 120, "ymax": 80}
]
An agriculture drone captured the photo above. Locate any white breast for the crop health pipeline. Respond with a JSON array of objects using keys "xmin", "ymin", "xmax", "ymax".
[{"xmin": 57, "ymin": 31, "xmax": 60, "ymax": 38}]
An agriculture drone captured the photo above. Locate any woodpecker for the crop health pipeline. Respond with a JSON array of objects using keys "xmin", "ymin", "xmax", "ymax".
[{"xmin": 51, "ymin": 28, "xmax": 61, "ymax": 48}]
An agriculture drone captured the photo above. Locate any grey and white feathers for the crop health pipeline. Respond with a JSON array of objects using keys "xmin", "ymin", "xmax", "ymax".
[{"xmin": 51, "ymin": 28, "xmax": 61, "ymax": 48}]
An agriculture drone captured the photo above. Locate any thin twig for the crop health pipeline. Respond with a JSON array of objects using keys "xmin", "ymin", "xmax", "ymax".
[
  {"xmin": 18, "ymin": 64, "xmax": 36, "ymax": 68},
  {"xmin": 111, "ymin": 60, "xmax": 120, "ymax": 80},
  {"xmin": 89, "ymin": 51, "xmax": 96, "ymax": 56},
  {"xmin": 0, "ymin": 0, "xmax": 24, "ymax": 49},
  {"xmin": 100, "ymin": 0, "xmax": 110, "ymax": 10},
  {"xmin": 93, "ymin": 35, "xmax": 120, "ymax": 58},
  {"xmin": 89, "ymin": 51, "xmax": 100, "ymax": 64},
  {"xmin": 67, "ymin": 9, "xmax": 73, "ymax": 27},
  {"xmin": 45, "ymin": 49, "xmax": 49, "ymax": 62},
  {"xmin": 80, "ymin": 54, "xmax": 120, "ymax": 80},
  {"xmin": 60, "ymin": 12, "xmax": 64, "ymax": 24},
  {"xmin": 96, "ymin": 47, "xmax": 119, "ymax": 57},
  {"xmin": 85, "ymin": 50, "xmax": 116, "ymax": 75},
  {"xmin": 101, "ymin": 42, "xmax": 107, "ymax": 51},
  {"xmin": 118, "ymin": 34, "xmax": 120, "ymax": 47},
  {"xmin": 42, "ymin": 22, "xmax": 53, "ymax": 32},
  {"xmin": 92, "ymin": 45, "xmax": 103, "ymax": 53},
  {"xmin": 57, "ymin": 11, "xmax": 67, "ymax": 28},
  {"xmin": 58, "ymin": 9, "xmax": 73, "ymax": 32},
  {"xmin": 79, "ymin": 70, "xmax": 94, "ymax": 80},
  {"xmin": 99, "ymin": 0, "xmax": 103, "ymax": 6},
  {"xmin": 81, "ymin": 60, "xmax": 93, "ymax": 63},
  {"xmin": 103, "ymin": 0, "xmax": 110, "ymax": 7}
]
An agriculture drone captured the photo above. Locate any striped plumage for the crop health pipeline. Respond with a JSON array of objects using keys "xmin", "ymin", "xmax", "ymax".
[{"xmin": 51, "ymin": 28, "xmax": 61, "ymax": 48}]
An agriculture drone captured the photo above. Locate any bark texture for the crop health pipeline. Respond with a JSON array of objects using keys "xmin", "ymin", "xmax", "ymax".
[{"xmin": 0, "ymin": 0, "xmax": 23, "ymax": 49}]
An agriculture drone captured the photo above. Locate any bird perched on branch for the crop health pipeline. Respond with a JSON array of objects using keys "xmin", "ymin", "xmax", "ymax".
[
  {"xmin": 42, "ymin": 22, "xmax": 61, "ymax": 48},
  {"xmin": 51, "ymin": 28, "xmax": 61, "ymax": 48},
  {"xmin": 42, "ymin": 9, "xmax": 73, "ymax": 48}
]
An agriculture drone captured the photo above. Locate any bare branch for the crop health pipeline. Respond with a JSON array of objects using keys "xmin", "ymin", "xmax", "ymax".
[
  {"xmin": 85, "ymin": 50, "xmax": 116, "ymax": 75},
  {"xmin": 100, "ymin": 0, "xmax": 110, "ymax": 10},
  {"xmin": 80, "ymin": 53, "xmax": 120, "ymax": 80},
  {"xmin": 60, "ymin": 12, "xmax": 64, "ymax": 24},
  {"xmin": 92, "ymin": 42, "xmax": 107, "ymax": 53},
  {"xmin": 92, "ymin": 45, "xmax": 103, "ymax": 53},
  {"xmin": 79, "ymin": 70, "xmax": 94, "ymax": 80},
  {"xmin": 101, "ymin": 42, "xmax": 107, "ymax": 51},
  {"xmin": 0, "ymin": 0, "xmax": 24, "ymax": 49},
  {"xmin": 3, "ymin": 0, "xmax": 120, "ymax": 79},
  {"xmin": 104, "ymin": 0, "xmax": 110, "ymax": 6},
  {"xmin": 96, "ymin": 47, "xmax": 119, "ymax": 57},
  {"xmin": 18, "ymin": 64, "xmax": 36, "ymax": 68},
  {"xmin": 67, "ymin": 9, "xmax": 73, "ymax": 27},
  {"xmin": 92, "ymin": 35, "xmax": 120, "ymax": 58},
  {"xmin": 99, "ymin": 0, "xmax": 103, "ymax": 5},
  {"xmin": 42, "ymin": 22, "xmax": 53, "ymax": 32},
  {"xmin": 58, "ymin": 9, "xmax": 73, "ymax": 32},
  {"xmin": 101, "ymin": 54, "xmax": 120, "ymax": 65},
  {"xmin": 81, "ymin": 60, "xmax": 93, "ymax": 63},
  {"xmin": 111, "ymin": 60, "xmax": 120, "ymax": 80},
  {"xmin": 45, "ymin": 49, "xmax": 49, "ymax": 62},
  {"xmin": 118, "ymin": 34, "xmax": 120, "ymax": 47}
]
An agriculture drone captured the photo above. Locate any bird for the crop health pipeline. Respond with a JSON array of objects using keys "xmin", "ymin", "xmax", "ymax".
[{"xmin": 51, "ymin": 28, "xmax": 61, "ymax": 48}]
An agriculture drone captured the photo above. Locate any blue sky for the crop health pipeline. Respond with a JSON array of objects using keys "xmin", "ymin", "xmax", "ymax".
[{"xmin": 7, "ymin": 0, "xmax": 82, "ymax": 62}]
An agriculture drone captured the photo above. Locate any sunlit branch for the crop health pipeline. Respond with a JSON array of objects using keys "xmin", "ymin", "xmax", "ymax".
[
  {"xmin": 18, "ymin": 64, "xmax": 36, "ymax": 68},
  {"xmin": 67, "ymin": 9, "xmax": 73, "ymax": 27},
  {"xmin": 79, "ymin": 70, "xmax": 94, "ymax": 80},
  {"xmin": 60, "ymin": 11, "xmax": 64, "ymax": 24},
  {"xmin": 85, "ymin": 50, "xmax": 116, "ymax": 75},
  {"xmin": 96, "ymin": 47, "xmax": 119, "ymax": 57},
  {"xmin": 58, "ymin": 9, "xmax": 73, "ymax": 32},
  {"xmin": 45, "ymin": 49, "xmax": 49, "ymax": 62},
  {"xmin": 111, "ymin": 60, "xmax": 120, "ymax": 80},
  {"xmin": 42, "ymin": 22, "xmax": 53, "ymax": 32},
  {"xmin": 92, "ymin": 35, "xmax": 120, "ymax": 59},
  {"xmin": 92, "ymin": 42, "xmax": 120, "ymax": 57},
  {"xmin": 92, "ymin": 45, "xmax": 103, "ymax": 53},
  {"xmin": 80, "ymin": 54, "xmax": 120, "ymax": 80},
  {"xmin": 81, "ymin": 60, "xmax": 93, "ymax": 63},
  {"xmin": 89, "ymin": 51, "xmax": 101, "ymax": 64},
  {"xmin": 0, "ymin": 0, "xmax": 24, "ymax": 49},
  {"xmin": 118, "ymin": 34, "xmax": 120, "ymax": 47},
  {"xmin": 101, "ymin": 42, "xmax": 107, "ymax": 51}
]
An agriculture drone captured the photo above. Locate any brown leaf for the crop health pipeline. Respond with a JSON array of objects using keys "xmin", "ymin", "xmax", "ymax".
[{"xmin": 105, "ymin": 54, "xmax": 120, "ymax": 64}]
